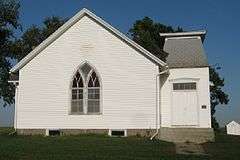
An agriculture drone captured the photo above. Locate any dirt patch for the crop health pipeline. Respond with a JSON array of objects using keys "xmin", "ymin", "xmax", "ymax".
[{"xmin": 175, "ymin": 142, "xmax": 207, "ymax": 156}]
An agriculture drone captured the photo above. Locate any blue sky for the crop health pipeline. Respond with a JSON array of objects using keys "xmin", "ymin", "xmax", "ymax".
[{"xmin": 1, "ymin": 0, "xmax": 239, "ymax": 126}]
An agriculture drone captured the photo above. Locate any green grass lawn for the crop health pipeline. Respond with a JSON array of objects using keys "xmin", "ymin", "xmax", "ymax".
[
  {"xmin": 203, "ymin": 133, "xmax": 240, "ymax": 160},
  {"xmin": 0, "ymin": 128, "xmax": 239, "ymax": 160}
]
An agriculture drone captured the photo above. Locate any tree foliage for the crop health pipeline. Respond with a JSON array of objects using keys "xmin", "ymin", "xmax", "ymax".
[
  {"xmin": 13, "ymin": 16, "xmax": 67, "ymax": 61},
  {"xmin": 0, "ymin": 3, "xmax": 66, "ymax": 105},
  {"xmin": 129, "ymin": 17, "xmax": 183, "ymax": 61},
  {"xmin": 0, "ymin": 0, "xmax": 20, "ymax": 105},
  {"xmin": 209, "ymin": 67, "xmax": 229, "ymax": 130}
]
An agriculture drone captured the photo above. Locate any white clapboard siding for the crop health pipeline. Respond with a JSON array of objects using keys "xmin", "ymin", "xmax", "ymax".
[{"xmin": 17, "ymin": 15, "xmax": 159, "ymax": 129}]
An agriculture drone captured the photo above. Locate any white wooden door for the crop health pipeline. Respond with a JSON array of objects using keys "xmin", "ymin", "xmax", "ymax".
[{"xmin": 171, "ymin": 83, "xmax": 198, "ymax": 126}]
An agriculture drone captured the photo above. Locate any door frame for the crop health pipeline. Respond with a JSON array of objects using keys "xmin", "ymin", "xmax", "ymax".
[{"xmin": 169, "ymin": 78, "xmax": 200, "ymax": 127}]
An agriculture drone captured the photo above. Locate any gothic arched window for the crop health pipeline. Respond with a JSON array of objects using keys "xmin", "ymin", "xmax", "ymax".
[
  {"xmin": 87, "ymin": 71, "xmax": 100, "ymax": 113},
  {"xmin": 71, "ymin": 63, "xmax": 101, "ymax": 114}
]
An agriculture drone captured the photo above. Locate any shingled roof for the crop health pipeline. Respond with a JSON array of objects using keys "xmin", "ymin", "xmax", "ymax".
[{"xmin": 160, "ymin": 31, "xmax": 208, "ymax": 68}]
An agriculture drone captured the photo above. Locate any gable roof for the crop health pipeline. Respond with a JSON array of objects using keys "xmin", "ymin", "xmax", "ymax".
[
  {"xmin": 10, "ymin": 8, "xmax": 166, "ymax": 73},
  {"xmin": 160, "ymin": 31, "xmax": 208, "ymax": 68},
  {"xmin": 227, "ymin": 121, "xmax": 240, "ymax": 126}
]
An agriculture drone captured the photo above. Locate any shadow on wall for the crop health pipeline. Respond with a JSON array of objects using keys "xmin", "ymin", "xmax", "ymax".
[{"xmin": 0, "ymin": 100, "xmax": 14, "ymax": 127}]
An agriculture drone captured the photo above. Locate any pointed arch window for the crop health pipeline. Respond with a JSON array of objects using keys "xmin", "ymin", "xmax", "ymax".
[
  {"xmin": 71, "ymin": 63, "xmax": 101, "ymax": 114},
  {"xmin": 87, "ymin": 71, "xmax": 100, "ymax": 113}
]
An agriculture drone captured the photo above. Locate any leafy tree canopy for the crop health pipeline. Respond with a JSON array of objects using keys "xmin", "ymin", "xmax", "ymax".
[
  {"xmin": 0, "ymin": 0, "xmax": 20, "ymax": 105},
  {"xmin": 129, "ymin": 17, "xmax": 183, "ymax": 61},
  {"xmin": 13, "ymin": 16, "xmax": 67, "ymax": 61},
  {"xmin": 1, "ymin": 6, "xmax": 66, "ymax": 105},
  {"xmin": 209, "ymin": 67, "xmax": 229, "ymax": 130}
]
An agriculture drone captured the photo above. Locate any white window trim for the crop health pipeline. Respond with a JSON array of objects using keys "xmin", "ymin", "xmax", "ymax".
[{"xmin": 69, "ymin": 61, "xmax": 103, "ymax": 115}]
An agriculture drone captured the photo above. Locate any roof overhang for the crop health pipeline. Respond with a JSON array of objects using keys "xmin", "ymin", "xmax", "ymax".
[
  {"xmin": 10, "ymin": 8, "xmax": 166, "ymax": 73},
  {"xmin": 160, "ymin": 30, "xmax": 206, "ymax": 42}
]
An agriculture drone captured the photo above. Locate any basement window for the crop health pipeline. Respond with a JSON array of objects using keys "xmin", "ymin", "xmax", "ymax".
[
  {"xmin": 109, "ymin": 130, "xmax": 126, "ymax": 137},
  {"xmin": 47, "ymin": 129, "xmax": 60, "ymax": 136}
]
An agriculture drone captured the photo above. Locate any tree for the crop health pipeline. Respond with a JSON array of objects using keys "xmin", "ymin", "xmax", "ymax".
[
  {"xmin": 0, "ymin": 0, "xmax": 20, "ymax": 105},
  {"xmin": 209, "ymin": 66, "xmax": 229, "ymax": 130},
  {"xmin": 129, "ymin": 17, "xmax": 229, "ymax": 130},
  {"xmin": 129, "ymin": 17, "xmax": 183, "ymax": 61},
  {"xmin": 0, "ymin": 13, "xmax": 66, "ymax": 105},
  {"xmin": 13, "ymin": 16, "xmax": 67, "ymax": 61}
]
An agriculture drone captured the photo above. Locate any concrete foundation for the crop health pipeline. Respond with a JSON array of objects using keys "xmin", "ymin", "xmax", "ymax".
[
  {"xmin": 16, "ymin": 129, "xmax": 154, "ymax": 137},
  {"xmin": 17, "ymin": 129, "xmax": 108, "ymax": 136},
  {"xmin": 158, "ymin": 127, "xmax": 215, "ymax": 143},
  {"xmin": 17, "ymin": 128, "xmax": 215, "ymax": 143},
  {"xmin": 126, "ymin": 129, "xmax": 155, "ymax": 137},
  {"xmin": 61, "ymin": 129, "xmax": 108, "ymax": 135},
  {"xmin": 17, "ymin": 129, "xmax": 45, "ymax": 135}
]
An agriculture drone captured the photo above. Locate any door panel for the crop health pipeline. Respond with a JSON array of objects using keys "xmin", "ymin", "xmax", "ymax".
[{"xmin": 172, "ymin": 91, "xmax": 198, "ymax": 126}]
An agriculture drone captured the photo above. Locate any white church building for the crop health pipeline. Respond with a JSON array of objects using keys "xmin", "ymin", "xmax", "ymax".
[{"xmin": 9, "ymin": 8, "xmax": 214, "ymax": 143}]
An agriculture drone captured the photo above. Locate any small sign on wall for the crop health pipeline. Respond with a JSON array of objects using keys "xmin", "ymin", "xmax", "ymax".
[{"xmin": 201, "ymin": 105, "xmax": 207, "ymax": 109}]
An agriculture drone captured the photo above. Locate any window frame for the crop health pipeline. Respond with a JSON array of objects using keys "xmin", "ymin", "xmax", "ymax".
[
  {"xmin": 69, "ymin": 62, "xmax": 102, "ymax": 115},
  {"xmin": 85, "ymin": 69, "xmax": 101, "ymax": 114},
  {"xmin": 169, "ymin": 78, "xmax": 200, "ymax": 92},
  {"xmin": 172, "ymin": 82, "xmax": 197, "ymax": 91},
  {"xmin": 71, "ymin": 87, "xmax": 84, "ymax": 114}
]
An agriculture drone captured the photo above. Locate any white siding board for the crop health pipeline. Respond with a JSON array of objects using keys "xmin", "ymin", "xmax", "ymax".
[{"xmin": 17, "ymin": 16, "xmax": 159, "ymax": 129}]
